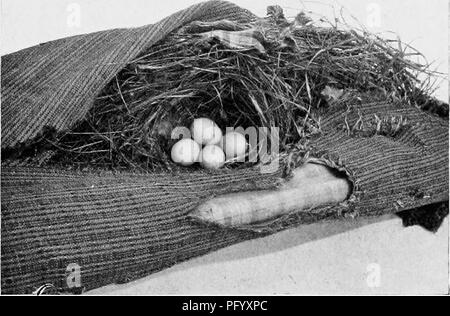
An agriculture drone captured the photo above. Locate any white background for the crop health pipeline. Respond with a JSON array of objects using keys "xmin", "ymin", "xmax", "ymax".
[{"xmin": 1, "ymin": 0, "xmax": 448, "ymax": 294}]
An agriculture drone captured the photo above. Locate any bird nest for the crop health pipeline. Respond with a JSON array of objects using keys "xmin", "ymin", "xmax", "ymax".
[{"xmin": 15, "ymin": 6, "xmax": 437, "ymax": 171}]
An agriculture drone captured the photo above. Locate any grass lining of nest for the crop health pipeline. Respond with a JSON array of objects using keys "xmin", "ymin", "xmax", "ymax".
[{"xmin": 33, "ymin": 6, "xmax": 438, "ymax": 172}]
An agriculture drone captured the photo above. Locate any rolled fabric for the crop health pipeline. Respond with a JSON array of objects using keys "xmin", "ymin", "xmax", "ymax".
[
  {"xmin": 1, "ymin": 0, "xmax": 448, "ymax": 294},
  {"xmin": 190, "ymin": 163, "xmax": 352, "ymax": 227}
]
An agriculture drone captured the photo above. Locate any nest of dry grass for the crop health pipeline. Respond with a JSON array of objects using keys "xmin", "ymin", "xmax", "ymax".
[{"xmin": 27, "ymin": 6, "xmax": 437, "ymax": 171}]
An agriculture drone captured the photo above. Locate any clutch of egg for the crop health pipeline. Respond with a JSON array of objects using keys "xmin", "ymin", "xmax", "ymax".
[{"xmin": 171, "ymin": 117, "xmax": 246, "ymax": 169}]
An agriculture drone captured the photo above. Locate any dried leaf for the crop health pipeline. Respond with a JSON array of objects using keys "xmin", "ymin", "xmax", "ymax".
[
  {"xmin": 321, "ymin": 85, "xmax": 344, "ymax": 102},
  {"xmin": 201, "ymin": 29, "xmax": 266, "ymax": 54},
  {"xmin": 267, "ymin": 5, "xmax": 287, "ymax": 25},
  {"xmin": 295, "ymin": 12, "xmax": 313, "ymax": 26}
]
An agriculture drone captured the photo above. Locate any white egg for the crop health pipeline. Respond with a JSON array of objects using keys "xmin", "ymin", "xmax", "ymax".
[
  {"xmin": 200, "ymin": 145, "xmax": 225, "ymax": 170},
  {"xmin": 171, "ymin": 138, "xmax": 201, "ymax": 166},
  {"xmin": 207, "ymin": 125, "xmax": 223, "ymax": 145},
  {"xmin": 191, "ymin": 118, "xmax": 222, "ymax": 145},
  {"xmin": 221, "ymin": 132, "xmax": 247, "ymax": 160}
]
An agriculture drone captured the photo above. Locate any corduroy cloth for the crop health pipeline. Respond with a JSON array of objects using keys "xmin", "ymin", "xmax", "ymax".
[{"xmin": 1, "ymin": 0, "xmax": 448, "ymax": 294}]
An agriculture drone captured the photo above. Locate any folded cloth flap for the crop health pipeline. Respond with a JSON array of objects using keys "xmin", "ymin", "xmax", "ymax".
[{"xmin": 0, "ymin": 0, "xmax": 255, "ymax": 149}]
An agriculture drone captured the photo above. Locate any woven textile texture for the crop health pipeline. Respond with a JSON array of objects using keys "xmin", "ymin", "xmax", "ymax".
[{"xmin": 1, "ymin": 0, "xmax": 448, "ymax": 294}]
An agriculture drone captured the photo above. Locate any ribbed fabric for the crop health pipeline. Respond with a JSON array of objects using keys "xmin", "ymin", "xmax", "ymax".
[
  {"xmin": 1, "ymin": 0, "xmax": 255, "ymax": 148},
  {"xmin": 1, "ymin": 1, "xmax": 448, "ymax": 294},
  {"xmin": 312, "ymin": 101, "xmax": 448, "ymax": 215},
  {"xmin": 1, "ymin": 167, "xmax": 283, "ymax": 294}
]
